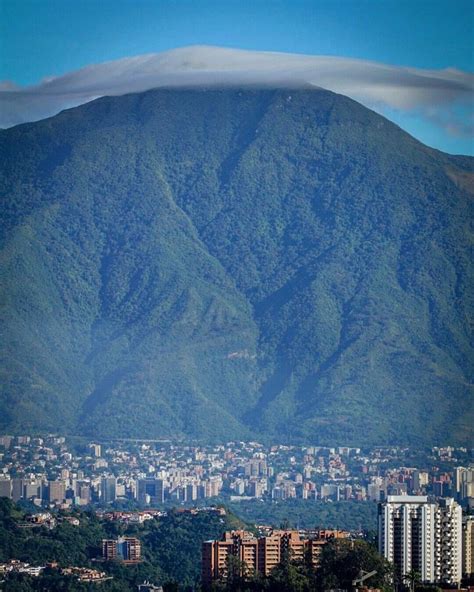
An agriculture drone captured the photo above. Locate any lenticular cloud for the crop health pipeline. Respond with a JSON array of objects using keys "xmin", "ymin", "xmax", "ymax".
[{"xmin": 0, "ymin": 45, "xmax": 473, "ymax": 135}]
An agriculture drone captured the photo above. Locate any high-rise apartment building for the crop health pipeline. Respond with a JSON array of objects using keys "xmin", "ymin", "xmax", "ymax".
[
  {"xmin": 23, "ymin": 480, "xmax": 42, "ymax": 500},
  {"xmin": 435, "ymin": 498, "xmax": 462, "ymax": 584},
  {"xmin": 89, "ymin": 444, "xmax": 101, "ymax": 458},
  {"xmin": 12, "ymin": 478, "xmax": 24, "ymax": 502},
  {"xmin": 102, "ymin": 539, "xmax": 118, "ymax": 561},
  {"xmin": 101, "ymin": 477, "xmax": 117, "ymax": 503},
  {"xmin": 202, "ymin": 529, "xmax": 349, "ymax": 587},
  {"xmin": 378, "ymin": 495, "xmax": 462, "ymax": 585},
  {"xmin": 202, "ymin": 530, "xmax": 257, "ymax": 585},
  {"xmin": 454, "ymin": 468, "xmax": 474, "ymax": 501},
  {"xmin": 102, "ymin": 537, "xmax": 141, "ymax": 563},
  {"xmin": 186, "ymin": 483, "xmax": 198, "ymax": 501},
  {"xmin": 137, "ymin": 479, "xmax": 165, "ymax": 504},
  {"xmin": 0, "ymin": 478, "xmax": 12, "ymax": 499},
  {"xmin": 245, "ymin": 460, "xmax": 267, "ymax": 477},
  {"xmin": 77, "ymin": 483, "xmax": 91, "ymax": 504},
  {"xmin": 48, "ymin": 480, "xmax": 66, "ymax": 504},
  {"xmin": 462, "ymin": 516, "xmax": 474, "ymax": 577}
]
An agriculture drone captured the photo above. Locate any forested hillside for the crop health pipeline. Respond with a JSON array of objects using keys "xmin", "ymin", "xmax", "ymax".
[
  {"xmin": 1, "ymin": 88, "xmax": 473, "ymax": 445},
  {"xmin": 0, "ymin": 499, "xmax": 245, "ymax": 590}
]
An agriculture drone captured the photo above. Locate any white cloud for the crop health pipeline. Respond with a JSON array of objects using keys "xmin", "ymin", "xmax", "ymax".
[{"xmin": 0, "ymin": 45, "xmax": 473, "ymax": 136}]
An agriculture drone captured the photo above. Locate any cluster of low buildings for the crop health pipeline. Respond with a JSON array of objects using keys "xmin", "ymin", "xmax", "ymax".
[
  {"xmin": 99, "ymin": 505, "xmax": 225, "ymax": 524},
  {"xmin": 0, "ymin": 560, "xmax": 110, "ymax": 583},
  {"xmin": 0, "ymin": 560, "xmax": 44, "ymax": 578},
  {"xmin": 0, "ymin": 435, "xmax": 472, "ymax": 510},
  {"xmin": 14, "ymin": 511, "xmax": 80, "ymax": 531},
  {"xmin": 57, "ymin": 566, "xmax": 111, "ymax": 582}
]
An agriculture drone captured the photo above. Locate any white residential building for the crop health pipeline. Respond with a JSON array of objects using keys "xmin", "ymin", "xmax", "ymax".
[
  {"xmin": 462, "ymin": 516, "xmax": 474, "ymax": 577},
  {"xmin": 434, "ymin": 497, "xmax": 462, "ymax": 584},
  {"xmin": 378, "ymin": 495, "xmax": 462, "ymax": 585}
]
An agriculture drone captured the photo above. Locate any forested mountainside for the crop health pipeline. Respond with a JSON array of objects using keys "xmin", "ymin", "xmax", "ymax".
[{"xmin": 1, "ymin": 88, "xmax": 473, "ymax": 445}]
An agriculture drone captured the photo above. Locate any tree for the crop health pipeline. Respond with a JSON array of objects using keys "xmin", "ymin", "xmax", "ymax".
[
  {"xmin": 403, "ymin": 569, "xmax": 421, "ymax": 592},
  {"xmin": 267, "ymin": 547, "xmax": 310, "ymax": 592},
  {"xmin": 316, "ymin": 539, "xmax": 393, "ymax": 592},
  {"xmin": 224, "ymin": 554, "xmax": 249, "ymax": 591}
]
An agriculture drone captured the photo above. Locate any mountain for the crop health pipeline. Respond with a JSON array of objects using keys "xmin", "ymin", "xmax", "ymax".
[{"xmin": 1, "ymin": 88, "xmax": 473, "ymax": 445}]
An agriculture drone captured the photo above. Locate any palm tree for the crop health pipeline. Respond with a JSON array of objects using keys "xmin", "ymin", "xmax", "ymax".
[{"xmin": 403, "ymin": 569, "xmax": 421, "ymax": 592}]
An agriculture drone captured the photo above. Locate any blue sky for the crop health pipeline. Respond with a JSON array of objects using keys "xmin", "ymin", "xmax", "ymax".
[{"xmin": 1, "ymin": 0, "xmax": 473, "ymax": 154}]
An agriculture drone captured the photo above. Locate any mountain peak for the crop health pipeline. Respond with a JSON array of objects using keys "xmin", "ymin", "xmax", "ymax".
[
  {"xmin": 1, "ymin": 45, "xmax": 472, "ymax": 145},
  {"xmin": 1, "ymin": 88, "xmax": 472, "ymax": 445}
]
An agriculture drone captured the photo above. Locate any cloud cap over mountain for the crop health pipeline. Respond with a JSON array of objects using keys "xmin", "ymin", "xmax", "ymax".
[{"xmin": 1, "ymin": 45, "xmax": 473, "ymax": 141}]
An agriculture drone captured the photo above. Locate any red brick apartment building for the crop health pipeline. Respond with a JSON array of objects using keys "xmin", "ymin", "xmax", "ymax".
[{"xmin": 202, "ymin": 528, "xmax": 349, "ymax": 586}]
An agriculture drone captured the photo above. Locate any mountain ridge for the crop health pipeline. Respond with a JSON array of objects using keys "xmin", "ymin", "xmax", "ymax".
[{"xmin": 1, "ymin": 87, "xmax": 473, "ymax": 445}]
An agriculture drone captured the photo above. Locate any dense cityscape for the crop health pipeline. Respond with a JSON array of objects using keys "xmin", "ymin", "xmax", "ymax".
[
  {"xmin": 1, "ymin": 436, "xmax": 473, "ymax": 509},
  {"xmin": 0, "ymin": 435, "xmax": 473, "ymax": 590}
]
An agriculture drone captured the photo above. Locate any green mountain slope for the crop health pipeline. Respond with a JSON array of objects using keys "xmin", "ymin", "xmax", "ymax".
[{"xmin": 1, "ymin": 88, "xmax": 473, "ymax": 445}]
